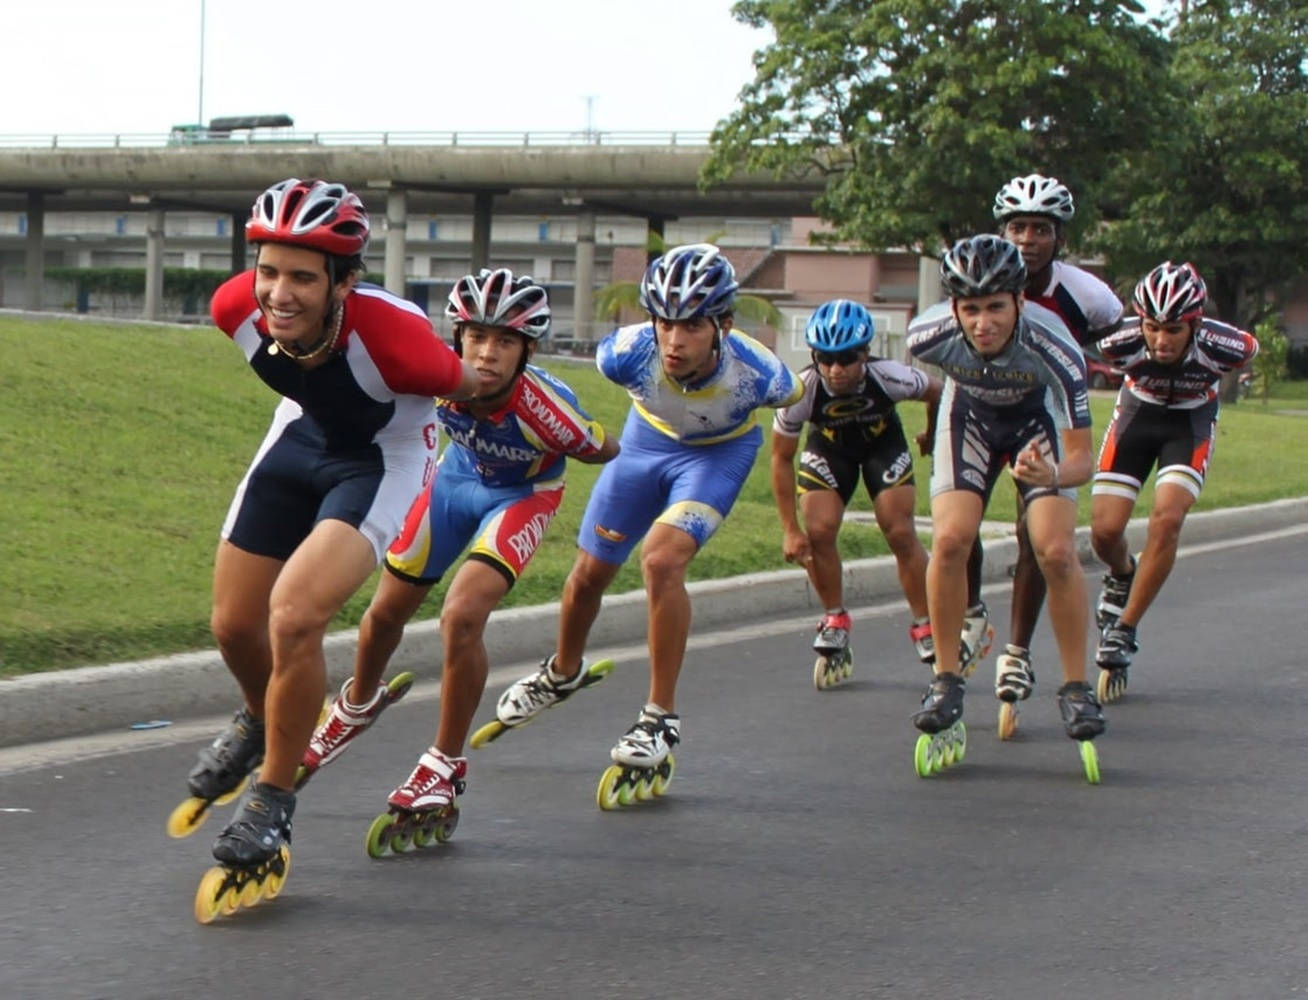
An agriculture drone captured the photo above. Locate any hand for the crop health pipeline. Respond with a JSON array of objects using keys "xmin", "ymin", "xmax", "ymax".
[
  {"xmin": 1012, "ymin": 444, "xmax": 1058, "ymax": 489},
  {"xmin": 782, "ymin": 529, "xmax": 812, "ymax": 567},
  {"xmin": 915, "ymin": 430, "xmax": 934, "ymax": 457}
]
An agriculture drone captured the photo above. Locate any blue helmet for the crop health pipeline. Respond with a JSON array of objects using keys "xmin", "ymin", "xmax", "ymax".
[
  {"xmin": 805, "ymin": 299, "xmax": 874, "ymax": 353},
  {"xmin": 639, "ymin": 243, "xmax": 739, "ymax": 321}
]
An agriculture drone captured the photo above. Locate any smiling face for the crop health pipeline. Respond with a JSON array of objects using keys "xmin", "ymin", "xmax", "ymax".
[
  {"xmin": 953, "ymin": 292, "xmax": 1020, "ymax": 358},
  {"xmin": 654, "ymin": 314, "xmax": 732, "ymax": 381},
  {"xmin": 459, "ymin": 323, "xmax": 531, "ymax": 399},
  {"xmin": 254, "ymin": 243, "xmax": 351, "ymax": 349}
]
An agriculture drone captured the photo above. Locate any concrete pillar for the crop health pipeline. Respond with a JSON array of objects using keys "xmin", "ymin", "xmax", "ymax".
[
  {"xmin": 575, "ymin": 210, "xmax": 596, "ymax": 347},
  {"xmin": 143, "ymin": 208, "xmax": 165, "ymax": 320},
  {"xmin": 916, "ymin": 254, "xmax": 940, "ymax": 315},
  {"xmin": 23, "ymin": 191, "xmax": 45, "ymax": 311},
  {"xmin": 471, "ymin": 191, "xmax": 493, "ymax": 270},
  {"xmin": 385, "ymin": 189, "xmax": 407, "ymax": 296},
  {"xmin": 230, "ymin": 213, "xmax": 245, "ymax": 273}
]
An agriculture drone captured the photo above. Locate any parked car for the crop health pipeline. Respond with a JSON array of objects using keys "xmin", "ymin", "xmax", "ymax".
[{"xmin": 1084, "ymin": 347, "xmax": 1124, "ymax": 390}]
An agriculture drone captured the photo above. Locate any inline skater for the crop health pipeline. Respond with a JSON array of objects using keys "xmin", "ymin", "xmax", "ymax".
[
  {"xmin": 770, "ymin": 298, "xmax": 942, "ymax": 689},
  {"xmin": 1089, "ymin": 261, "xmax": 1258, "ymax": 701},
  {"xmin": 481, "ymin": 243, "xmax": 802, "ymax": 808},
  {"xmin": 295, "ymin": 268, "xmax": 618, "ymax": 854},
  {"xmin": 906, "ymin": 234, "xmax": 1105, "ymax": 782},
  {"xmin": 988, "ymin": 173, "xmax": 1123, "ymax": 714},
  {"xmin": 181, "ymin": 177, "xmax": 478, "ymax": 920}
]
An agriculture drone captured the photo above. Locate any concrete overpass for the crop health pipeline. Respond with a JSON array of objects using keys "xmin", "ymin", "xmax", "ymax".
[{"xmin": 0, "ymin": 131, "xmax": 828, "ymax": 323}]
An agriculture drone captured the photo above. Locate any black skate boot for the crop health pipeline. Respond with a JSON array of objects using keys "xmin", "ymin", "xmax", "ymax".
[
  {"xmin": 912, "ymin": 673, "xmax": 967, "ymax": 777},
  {"xmin": 1058, "ymin": 681, "xmax": 1106, "ymax": 785},
  {"xmin": 212, "ymin": 782, "xmax": 296, "ymax": 867},
  {"xmin": 1096, "ymin": 622, "xmax": 1137, "ymax": 703},
  {"xmin": 167, "ymin": 707, "xmax": 266, "ymax": 838},
  {"xmin": 1095, "ymin": 558, "xmax": 1136, "ymax": 631},
  {"xmin": 194, "ymin": 783, "xmax": 295, "ymax": 924}
]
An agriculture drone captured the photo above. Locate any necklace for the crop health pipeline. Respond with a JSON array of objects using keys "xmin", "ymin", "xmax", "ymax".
[{"xmin": 267, "ymin": 304, "xmax": 345, "ymax": 362}]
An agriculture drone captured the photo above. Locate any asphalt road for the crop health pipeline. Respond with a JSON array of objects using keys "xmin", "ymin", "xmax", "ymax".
[{"xmin": 2, "ymin": 527, "xmax": 1305, "ymax": 1000}]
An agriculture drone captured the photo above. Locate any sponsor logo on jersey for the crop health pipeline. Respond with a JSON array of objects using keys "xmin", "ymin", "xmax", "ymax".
[
  {"xmin": 882, "ymin": 450, "xmax": 913, "ymax": 484},
  {"xmin": 520, "ymin": 380, "xmax": 578, "ymax": 448},
  {"xmin": 444, "ymin": 425, "xmax": 538, "ymax": 463},
  {"xmin": 506, "ymin": 511, "xmax": 553, "ymax": 562},
  {"xmin": 594, "ymin": 524, "xmax": 627, "ymax": 543}
]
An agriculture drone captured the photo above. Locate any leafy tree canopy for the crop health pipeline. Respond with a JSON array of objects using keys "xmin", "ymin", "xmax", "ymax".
[{"xmin": 704, "ymin": 0, "xmax": 1171, "ymax": 256}]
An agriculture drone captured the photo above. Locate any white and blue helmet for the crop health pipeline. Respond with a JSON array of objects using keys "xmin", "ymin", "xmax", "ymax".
[{"xmin": 639, "ymin": 243, "xmax": 739, "ymax": 321}]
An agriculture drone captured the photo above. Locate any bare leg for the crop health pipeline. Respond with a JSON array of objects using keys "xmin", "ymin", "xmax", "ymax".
[
  {"xmin": 210, "ymin": 540, "xmax": 283, "ymax": 716},
  {"xmin": 434, "ymin": 560, "xmax": 511, "ymax": 755},
  {"xmin": 874, "ymin": 483, "xmax": 929, "ymax": 618},
  {"xmin": 799, "ymin": 489, "xmax": 846, "ymax": 610},
  {"xmin": 555, "ymin": 549, "xmax": 622, "ymax": 677},
  {"xmin": 640, "ymin": 523, "xmax": 699, "ymax": 711},
  {"xmin": 352, "ymin": 571, "xmax": 432, "ymax": 705},
  {"xmin": 1118, "ymin": 483, "xmax": 1195, "ymax": 628},
  {"xmin": 1024, "ymin": 496, "xmax": 1087, "ymax": 684},
  {"xmin": 1008, "ymin": 496, "xmax": 1048, "ymax": 649},
  {"xmin": 926, "ymin": 491, "xmax": 985, "ymax": 675}
]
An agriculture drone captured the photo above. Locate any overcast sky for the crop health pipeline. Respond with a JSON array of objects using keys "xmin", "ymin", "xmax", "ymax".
[{"xmin": 9, "ymin": 0, "xmax": 770, "ymax": 138}]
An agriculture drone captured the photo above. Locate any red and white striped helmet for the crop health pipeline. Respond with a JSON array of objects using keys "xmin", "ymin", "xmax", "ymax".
[
  {"xmin": 1133, "ymin": 261, "xmax": 1207, "ymax": 323},
  {"xmin": 445, "ymin": 268, "xmax": 551, "ymax": 340}
]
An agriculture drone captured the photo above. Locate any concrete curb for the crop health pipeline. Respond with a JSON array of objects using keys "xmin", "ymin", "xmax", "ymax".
[{"xmin": 2, "ymin": 496, "xmax": 1303, "ymax": 748}]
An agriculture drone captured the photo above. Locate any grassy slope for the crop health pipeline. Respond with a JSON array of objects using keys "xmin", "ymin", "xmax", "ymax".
[{"xmin": 2, "ymin": 315, "xmax": 1305, "ymax": 674}]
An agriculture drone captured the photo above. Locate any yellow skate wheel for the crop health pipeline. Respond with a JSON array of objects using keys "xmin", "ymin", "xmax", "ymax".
[
  {"xmin": 633, "ymin": 772, "xmax": 655, "ymax": 802},
  {"xmin": 1096, "ymin": 669, "xmax": 1112, "ymax": 704},
  {"xmin": 389, "ymin": 821, "xmax": 415, "ymax": 854},
  {"xmin": 469, "ymin": 719, "xmax": 507, "ymax": 749},
  {"xmin": 193, "ymin": 867, "xmax": 228, "ymax": 925},
  {"xmin": 615, "ymin": 770, "xmax": 639, "ymax": 807},
  {"xmin": 585, "ymin": 658, "xmax": 616, "ymax": 683},
  {"xmin": 166, "ymin": 796, "xmax": 211, "ymax": 839},
  {"xmin": 214, "ymin": 775, "xmax": 249, "ymax": 807},
  {"xmin": 812, "ymin": 655, "xmax": 829, "ymax": 691},
  {"xmin": 292, "ymin": 764, "xmax": 311, "ymax": 791},
  {"xmin": 651, "ymin": 755, "xmax": 675, "ymax": 797},
  {"xmin": 386, "ymin": 671, "xmax": 417, "ymax": 700},
  {"xmin": 435, "ymin": 808, "xmax": 459, "ymax": 843},
  {"xmin": 913, "ymin": 733, "xmax": 935, "ymax": 777},
  {"xmin": 998, "ymin": 701, "xmax": 1019, "ymax": 741},
  {"xmin": 1080, "ymin": 740, "xmax": 1101, "ymax": 785},
  {"xmin": 597, "ymin": 765, "xmax": 625, "ymax": 811},
  {"xmin": 263, "ymin": 850, "xmax": 290, "ymax": 899},
  {"xmin": 413, "ymin": 821, "xmax": 436, "ymax": 848},
  {"xmin": 953, "ymin": 722, "xmax": 967, "ymax": 765},
  {"xmin": 841, "ymin": 649, "xmax": 854, "ymax": 681},
  {"xmin": 238, "ymin": 874, "xmax": 263, "ymax": 908},
  {"xmin": 218, "ymin": 880, "xmax": 242, "ymax": 916},
  {"xmin": 365, "ymin": 812, "xmax": 395, "ymax": 859}
]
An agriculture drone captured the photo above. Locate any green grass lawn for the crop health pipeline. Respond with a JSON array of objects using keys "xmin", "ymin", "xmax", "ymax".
[{"xmin": 2, "ymin": 315, "xmax": 1305, "ymax": 675}]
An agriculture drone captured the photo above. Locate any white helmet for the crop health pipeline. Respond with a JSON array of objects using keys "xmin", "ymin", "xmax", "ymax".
[{"xmin": 993, "ymin": 174, "xmax": 1075, "ymax": 224}]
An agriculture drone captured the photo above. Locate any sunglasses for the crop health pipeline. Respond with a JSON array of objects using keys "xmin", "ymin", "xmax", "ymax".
[{"xmin": 813, "ymin": 349, "xmax": 864, "ymax": 367}]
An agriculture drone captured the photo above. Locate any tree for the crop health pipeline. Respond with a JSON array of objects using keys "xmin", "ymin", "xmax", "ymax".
[
  {"xmin": 703, "ymin": 0, "xmax": 1171, "ymax": 256},
  {"xmin": 1092, "ymin": 1, "xmax": 1308, "ymax": 333},
  {"xmin": 1250, "ymin": 318, "xmax": 1290, "ymax": 403}
]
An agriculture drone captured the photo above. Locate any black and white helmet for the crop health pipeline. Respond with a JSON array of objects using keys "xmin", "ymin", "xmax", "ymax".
[
  {"xmin": 940, "ymin": 235, "xmax": 1028, "ymax": 298},
  {"xmin": 445, "ymin": 268, "xmax": 551, "ymax": 340},
  {"xmin": 1133, "ymin": 261, "xmax": 1206, "ymax": 323},
  {"xmin": 992, "ymin": 173, "xmax": 1076, "ymax": 224}
]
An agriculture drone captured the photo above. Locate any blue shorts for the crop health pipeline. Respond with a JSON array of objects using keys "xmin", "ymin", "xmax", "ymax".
[{"xmin": 578, "ymin": 410, "xmax": 762, "ymax": 565}]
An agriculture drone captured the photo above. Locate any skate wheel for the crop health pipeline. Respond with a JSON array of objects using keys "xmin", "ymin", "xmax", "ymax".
[
  {"xmin": 263, "ymin": 849, "xmax": 290, "ymax": 899},
  {"xmin": 998, "ymin": 701, "xmax": 1019, "ymax": 741},
  {"xmin": 913, "ymin": 733, "xmax": 935, "ymax": 777},
  {"xmin": 413, "ymin": 822, "xmax": 437, "ymax": 848},
  {"xmin": 390, "ymin": 822, "xmax": 415, "ymax": 854},
  {"xmin": 1080, "ymin": 740, "xmax": 1101, "ymax": 784},
  {"xmin": 166, "ymin": 796, "xmax": 211, "ymax": 839},
  {"xmin": 812, "ymin": 655, "xmax": 829, "ymax": 691},
  {"xmin": 633, "ymin": 772, "xmax": 655, "ymax": 801},
  {"xmin": 597, "ymin": 765, "xmax": 625, "ymax": 811},
  {"xmin": 953, "ymin": 723, "xmax": 967, "ymax": 765},
  {"xmin": 193, "ymin": 867, "xmax": 229, "ymax": 925},
  {"xmin": 218, "ymin": 880, "xmax": 242, "ymax": 916},
  {"xmin": 616, "ymin": 771, "xmax": 639, "ymax": 807},
  {"xmin": 651, "ymin": 755, "xmax": 675, "ymax": 797},
  {"xmin": 386, "ymin": 671, "xmax": 417, "ymax": 702},
  {"xmin": 1095, "ymin": 669, "xmax": 1112, "ymax": 704},
  {"xmin": 292, "ymin": 764, "xmax": 312, "ymax": 791},
  {"xmin": 841, "ymin": 651, "xmax": 854, "ymax": 681},
  {"xmin": 469, "ymin": 719, "xmax": 507, "ymax": 749},
  {"xmin": 435, "ymin": 808, "xmax": 459, "ymax": 844},
  {"xmin": 365, "ymin": 812, "xmax": 396, "ymax": 859},
  {"xmin": 583, "ymin": 658, "xmax": 616, "ymax": 686},
  {"xmin": 238, "ymin": 874, "xmax": 263, "ymax": 908}
]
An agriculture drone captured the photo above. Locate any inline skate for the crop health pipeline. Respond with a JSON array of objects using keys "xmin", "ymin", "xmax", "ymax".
[
  {"xmin": 469, "ymin": 656, "xmax": 615, "ymax": 748},
  {"xmin": 365, "ymin": 749, "xmax": 466, "ymax": 858},
  {"xmin": 812, "ymin": 610, "xmax": 853, "ymax": 690},
  {"xmin": 167, "ymin": 706, "xmax": 265, "ymax": 839},
  {"xmin": 960, "ymin": 602, "xmax": 995, "ymax": 679},
  {"xmin": 909, "ymin": 619, "xmax": 935, "ymax": 668},
  {"xmin": 1058, "ymin": 681, "xmax": 1105, "ymax": 784},
  {"xmin": 1095, "ymin": 622, "xmax": 1138, "ymax": 704},
  {"xmin": 193, "ymin": 782, "xmax": 294, "ymax": 924},
  {"xmin": 294, "ymin": 671, "xmax": 416, "ymax": 789},
  {"xmin": 597, "ymin": 707, "xmax": 680, "ymax": 810},
  {"xmin": 1095, "ymin": 558, "xmax": 1136, "ymax": 631},
  {"xmin": 912, "ymin": 672, "xmax": 966, "ymax": 777},
  {"xmin": 994, "ymin": 644, "xmax": 1035, "ymax": 740}
]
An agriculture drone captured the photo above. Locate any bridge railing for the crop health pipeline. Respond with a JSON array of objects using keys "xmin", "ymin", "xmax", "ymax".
[{"xmin": 0, "ymin": 130, "xmax": 716, "ymax": 150}]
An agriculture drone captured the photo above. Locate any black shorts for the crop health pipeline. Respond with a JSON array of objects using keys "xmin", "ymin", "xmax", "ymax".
[
  {"xmin": 1093, "ymin": 393, "xmax": 1217, "ymax": 501},
  {"xmin": 797, "ymin": 426, "xmax": 915, "ymax": 505}
]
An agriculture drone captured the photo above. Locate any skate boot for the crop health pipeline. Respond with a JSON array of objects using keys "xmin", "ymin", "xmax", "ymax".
[
  {"xmin": 167, "ymin": 706, "xmax": 265, "ymax": 839},
  {"xmin": 597, "ymin": 706, "xmax": 680, "ymax": 810},
  {"xmin": 1095, "ymin": 622, "xmax": 1138, "ymax": 704},
  {"xmin": 470, "ymin": 655, "xmax": 615, "ymax": 748},
  {"xmin": 994, "ymin": 644, "xmax": 1035, "ymax": 741},
  {"xmin": 1095, "ymin": 557, "xmax": 1136, "ymax": 630},
  {"xmin": 365, "ymin": 748, "xmax": 467, "ymax": 859},
  {"xmin": 1057, "ymin": 681, "xmax": 1105, "ymax": 784},
  {"xmin": 912, "ymin": 672, "xmax": 967, "ymax": 777},
  {"xmin": 295, "ymin": 672, "xmax": 416, "ymax": 789},
  {"xmin": 960, "ymin": 602, "xmax": 995, "ymax": 679},
  {"xmin": 909, "ymin": 619, "xmax": 935, "ymax": 667},
  {"xmin": 194, "ymin": 782, "xmax": 294, "ymax": 924},
  {"xmin": 812, "ymin": 610, "xmax": 853, "ymax": 690}
]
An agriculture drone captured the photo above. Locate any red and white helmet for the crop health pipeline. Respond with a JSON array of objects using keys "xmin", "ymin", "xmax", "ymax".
[
  {"xmin": 1133, "ymin": 261, "xmax": 1207, "ymax": 323},
  {"xmin": 245, "ymin": 178, "xmax": 370, "ymax": 257},
  {"xmin": 445, "ymin": 268, "xmax": 551, "ymax": 340},
  {"xmin": 993, "ymin": 174, "xmax": 1076, "ymax": 224}
]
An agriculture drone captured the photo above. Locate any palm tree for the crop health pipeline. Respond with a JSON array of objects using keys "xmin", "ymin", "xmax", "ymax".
[{"xmin": 592, "ymin": 232, "xmax": 785, "ymax": 334}]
